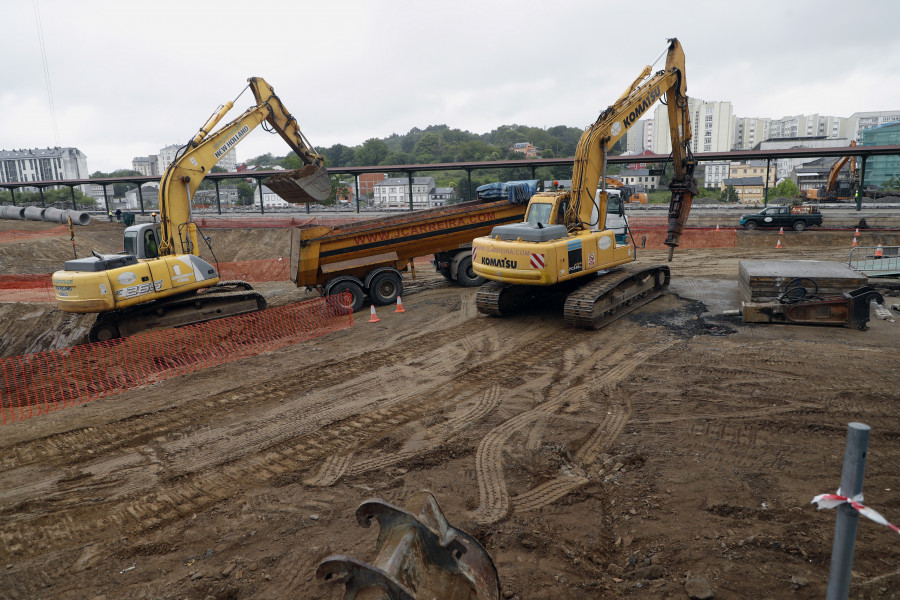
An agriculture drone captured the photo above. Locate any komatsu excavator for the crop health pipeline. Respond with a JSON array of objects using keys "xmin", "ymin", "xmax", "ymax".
[
  {"xmin": 52, "ymin": 77, "xmax": 329, "ymax": 341},
  {"xmin": 471, "ymin": 38, "xmax": 697, "ymax": 328}
]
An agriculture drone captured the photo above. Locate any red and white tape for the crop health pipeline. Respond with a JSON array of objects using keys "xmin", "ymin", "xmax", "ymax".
[{"xmin": 812, "ymin": 490, "xmax": 900, "ymax": 535}]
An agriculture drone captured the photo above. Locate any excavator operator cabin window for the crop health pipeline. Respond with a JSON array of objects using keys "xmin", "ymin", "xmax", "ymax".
[
  {"xmin": 526, "ymin": 203, "xmax": 553, "ymax": 225},
  {"xmin": 144, "ymin": 229, "xmax": 159, "ymax": 259},
  {"xmin": 123, "ymin": 231, "xmax": 137, "ymax": 255}
]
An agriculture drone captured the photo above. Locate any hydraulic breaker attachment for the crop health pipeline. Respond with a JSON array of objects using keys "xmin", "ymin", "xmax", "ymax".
[
  {"xmin": 317, "ymin": 491, "xmax": 500, "ymax": 600},
  {"xmin": 741, "ymin": 286, "xmax": 885, "ymax": 330}
]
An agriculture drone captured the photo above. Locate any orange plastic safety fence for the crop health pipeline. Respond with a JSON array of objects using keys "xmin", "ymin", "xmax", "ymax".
[{"xmin": 0, "ymin": 294, "xmax": 353, "ymax": 425}]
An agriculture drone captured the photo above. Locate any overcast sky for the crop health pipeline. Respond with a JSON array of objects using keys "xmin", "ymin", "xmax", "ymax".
[{"xmin": 3, "ymin": 0, "xmax": 899, "ymax": 173}]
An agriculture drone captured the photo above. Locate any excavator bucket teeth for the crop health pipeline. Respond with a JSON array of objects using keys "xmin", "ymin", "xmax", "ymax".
[{"xmin": 266, "ymin": 164, "xmax": 331, "ymax": 203}]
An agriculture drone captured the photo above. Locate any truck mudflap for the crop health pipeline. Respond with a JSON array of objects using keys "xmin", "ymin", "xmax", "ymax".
[{"xmin": 317, "ymin": 491, "xmax": 499, "ymax": 600}]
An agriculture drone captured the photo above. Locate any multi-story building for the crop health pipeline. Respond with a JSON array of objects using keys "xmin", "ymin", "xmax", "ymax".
[
  {"xmin": 157, "ymin": 143, "xmax": 237, "ymax": 174},
  {"xmin": 132, "ymin": 155, "xmax": 159, "ymax": 177},
  {"xmin": 430, "ymin": 187, "xmax": 455, "ymax": 206},
  {"xmin": 754, "ymin": 136, "xmax": 851, "ymax": 180},
  {"xmin": 510, "ymin": 142, "xmax": 538, "ymax": 158},
  {"xmin": 732, "ymin": 117, "xmax": 772, "ymax": 150},
  {"xmin": 859, "ymin": 122, "xmax": 900, "ymax": 186},
  {"xmin": 721, "ymin": 176, "xmax": 765, "ymax": 204},
  {"xmin": 373, "ymin": 177, "xmax": 436, "ymax": 209},
  {"xmin": 844, "ymin": 111, "xmax": 900, "ymax": 141},
  {"xmin": 625, "ymin": 120, "xmax": 647, "ymax": 154},
  {"xmin": 703, "ymin": 161, "xmax": 730, "ymax": 189},
  {"xmin": 618, "ymin": 169, "xmax": 661, "ymax": 191},
  {"xmin": 729, "ymin": 160, "xmax": 777, "ymax": 188},
  {"xmin": 0, "ymin": 147, "xmax": 89, "ymax": 188},
  {"xmin": 652, "ymin": 98, "xmax": 734, "ymax": 154}
]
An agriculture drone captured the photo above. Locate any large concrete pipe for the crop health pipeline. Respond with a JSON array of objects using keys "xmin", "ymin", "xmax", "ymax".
[
  {"xmin": 42, "ymin": 207, "xmax": 69, "ymax": 223},
  {"xmin": 23, "ymin": 206, "xmax": 47, "ymax": 221},
  {"xmin": 66, "ymin": 210, "xmax": 91, "ymax": 226},
  {"xmin": 0, "ymin": 205, "xmax": 26, "ymax": 220}
]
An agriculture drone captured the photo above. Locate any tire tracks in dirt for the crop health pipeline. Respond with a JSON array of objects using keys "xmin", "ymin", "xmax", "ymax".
[{"xmin": 474, "ymin": 334, "xmax": 677, "ymax": 524}]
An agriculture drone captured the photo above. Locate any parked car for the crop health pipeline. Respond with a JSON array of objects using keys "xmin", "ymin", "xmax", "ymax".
[{"xmin": 739, "ymin": 205, "xmax": 823, "ymax": 231}]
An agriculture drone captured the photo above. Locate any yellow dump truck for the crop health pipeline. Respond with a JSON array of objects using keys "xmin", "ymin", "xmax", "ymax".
[{"xmin": 291, "ymin": 199, "xmax": 529, "ymax": 311}]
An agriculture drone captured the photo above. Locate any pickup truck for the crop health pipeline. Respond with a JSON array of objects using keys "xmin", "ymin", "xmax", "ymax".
[{"xmin": 739, "ymin": 205, "xmax": 823, "ymax": 231}]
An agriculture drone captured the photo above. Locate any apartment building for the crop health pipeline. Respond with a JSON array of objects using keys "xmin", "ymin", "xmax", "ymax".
[
  {"xmin": 373, "ymin": 177, "xmax": 436, "ymax": 208},
  {"xmin": 652, "ymin": 98, "xmax": 734, "ymax": 154},
  {"xmin": 157, "ymin": 143, "xmax": 237, "ymax": 174},
  {"xmin": 721, "ymin": 176, "xmax": 765, "ymax": 204},
  {"xmin": 703, "ymin": 161, "xmax": 730, "ymax": 188},
  {"xmin": 0, "ymin": 147, "xmax": 89, "ymax": 186},
  {"xmin": 729, "ymin": 160, "xmax": 777, "ymax": 188},
  {"xmin": 732, "ymin": 117, "xmax": 772, "ymax": 150},
  {"xmin": 132, "ymin": 155, "xmax": 159, "ymax": 177},
  {"xmin": 618, "ymin": 169, "xmax": 660, "ymax": 190}
]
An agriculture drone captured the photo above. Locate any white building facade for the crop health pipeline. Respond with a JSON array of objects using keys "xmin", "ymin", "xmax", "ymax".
[
  {"xmin": 373, "ymin": 177, "xmax": 437, "ymax": 209},
  {"xmin": 0, "ymin": 147, "xmax": 89, "ymax": 186},
  {"xmin": 652, "ymin": 98, "xmax": 734, "ymax": 154},
  {"xmin": 157, "ymin": 142, "xmax": 238, "ymax": 174}
]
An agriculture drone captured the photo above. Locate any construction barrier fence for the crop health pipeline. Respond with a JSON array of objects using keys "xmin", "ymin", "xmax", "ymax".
[
  {"xmin": 630, "ymin": 227, "xmax": 738, "ymax": 250},
  {"xmin": 0, "ymin": 294, "xmax": 353, "ymax": 425}
]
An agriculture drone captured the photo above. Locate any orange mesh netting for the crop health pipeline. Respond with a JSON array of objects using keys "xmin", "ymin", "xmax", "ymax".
[{"xmin": 0, "ymin": 294, "xmax": 353, "ymax": 425}]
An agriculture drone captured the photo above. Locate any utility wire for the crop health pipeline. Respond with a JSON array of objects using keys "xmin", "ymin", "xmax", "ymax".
[{"xmin": 33, "ymin": 0, "xmax": 60, "ymax": 148}]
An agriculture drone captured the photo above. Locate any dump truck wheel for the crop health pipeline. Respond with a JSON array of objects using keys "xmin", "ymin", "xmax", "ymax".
[
  {"xmin": 369, "ymin": 271, "xmax": 403, "ymax": 306},
  {"xmin": 328, "ymin": 280, "xmax": 365, "ymax": 313},
  {"xmin": 456, "ymin": 256, "xmax": 485, "ymax": 287}
]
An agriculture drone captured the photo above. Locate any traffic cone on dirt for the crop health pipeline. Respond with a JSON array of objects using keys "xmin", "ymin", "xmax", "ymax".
[
  {"xmin": 778, "ymin": 227, "xmax": 784, "ymax": 235},
  {"xmin": 852, "ymin": 237, "xmax": 858, "ymax": 247},
  {"xmin": 715, "ymin": 224, "xmax": 720, "ymax": 231},
  {"xmin": 368, "ymin": 305, "xmax": 381, "ymax": 323},
  {"xmin": 776, "ymin": 239, "xmax": 782, "ymax": 249},
  {"xmin": 394, "ymin": 296, "xmax": 406, "ymax": 313},
  {"xmin": 854, "ymin": 228, "xmax": 860, "ymax": 237},
  {"xmin": 875, "ymin": 243, "xmax": 884, "ymax": 259}
]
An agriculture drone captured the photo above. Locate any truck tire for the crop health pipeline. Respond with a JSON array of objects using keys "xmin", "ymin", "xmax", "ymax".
[
  {"xmin": 743, "ymin": 221, "xmax": 758, "ymax": 230},
  {"xmin": 455, "ymin": 256, "xmax": 485, "ymax": 287},
  {"xmin": 368, "ymin": 271, "xmax": 403, "ymax": 306},
  {"xmin": 328, "ymin": 280, "xmax": 365, "ymax": 313},
  {"xmin": 792, "ymin": 220, "xmax": 807, "ymax": 232}
]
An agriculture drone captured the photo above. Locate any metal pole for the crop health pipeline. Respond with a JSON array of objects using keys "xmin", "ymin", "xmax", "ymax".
[
  {"xmin": 407, "ymin": 172, "xmax": 414, "ymax": 211},
  {"xmin": 102, "ymin": 185, "xmax": 109, "ymax": 214},
  {"xmin": 137, "ymin": 183, "xmax": 145, "ymax": 214},
  {"xmin": 764, "ymin": 158, "xmax": 771, "ymax": 206},
  {"xmin": 467, "ymin": 170, "xmax": 473, "ymax": 202},
  {"xmin": 355, "ymin": 173, "xmax": 360, "ymax": 213},
  {"xmin": 39, "ymin": 187, "xmax": 46, "ymax": 208},
  {"xmin": 257, "ymin": 177, "xmax": 264, "ymax": 214},
  {"xmin": 826, "ymin": 422, "xmax": 871, "ymax": 600},
  {"xmin": 10, "ymin": 188, "xmax": 15, "ymax": 206},
  {"xmin": 856, "ymin": 156, "xmax": 867, "ymax": 212},
  {"xmin": 214, "ymin": 179, "xmax": 222, "ymax": 214},
  {"xmin": 70, "ymin": 185, "xmax": 77, "ymax": 210}
]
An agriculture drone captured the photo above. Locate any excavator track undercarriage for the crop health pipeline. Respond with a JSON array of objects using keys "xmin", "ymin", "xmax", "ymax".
[
  {"xmin": 476, "ymin": 264, "xmax": 670, "ymax": 330},
  {"xmin": 89, "ymin": 280, "xmax": 266, "ymax": 342}
]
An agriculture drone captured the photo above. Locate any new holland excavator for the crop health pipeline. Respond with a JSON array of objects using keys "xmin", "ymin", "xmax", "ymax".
[
  {"xmin": 471, "ymin": 38, "xmax": 697, "ymax": 328},
  {"xmin": 52, "ymin": 77, "xmax": 329, "ymax": 342}
]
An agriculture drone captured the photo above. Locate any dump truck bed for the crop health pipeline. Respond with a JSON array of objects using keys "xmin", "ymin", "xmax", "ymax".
[{"xmin": 291, "ymin": 199, "xmax": 527, "ymax": 287}]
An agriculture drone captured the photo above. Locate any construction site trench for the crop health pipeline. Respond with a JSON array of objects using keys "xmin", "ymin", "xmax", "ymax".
[{"xmin": 1, "ymin": 217, "xmax": 899, "ymax": 600}]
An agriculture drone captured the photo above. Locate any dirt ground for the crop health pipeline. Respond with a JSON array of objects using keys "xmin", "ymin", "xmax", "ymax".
[{"xmin": 1, "ymin": 218, "xmax": 899, "ymax": 600}]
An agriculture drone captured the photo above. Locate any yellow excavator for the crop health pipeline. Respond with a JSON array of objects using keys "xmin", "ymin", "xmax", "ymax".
[
  {"xmin": 471, "ymin": 38, "xmax": 697, "ymax": 328},
  {"xmin": 52, "ymin": 77, "xmax": 329, "ymax": 342}
]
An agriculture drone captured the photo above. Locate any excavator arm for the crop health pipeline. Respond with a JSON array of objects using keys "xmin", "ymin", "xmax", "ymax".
[
  {"xmin": 567, "ymin": 38, "xmax": 696, "ymax": 258},
  {"xmin": 157, "ymin": 77, "xmax": 328, "ymax": 257}
]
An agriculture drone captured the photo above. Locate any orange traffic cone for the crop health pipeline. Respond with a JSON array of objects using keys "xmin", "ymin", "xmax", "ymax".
[
  {"xmin": 854, "ymin": 228, "xmax": 860, "ymax": 237},
  {"xmin": 715, "ymin": 224, "xmax": 720, "ymax": 231},
  {"xmin": 778, "ymin": 227, "xmax": 784, "ymax": 235},
  {"xmin": 875, "ymin": 243, "xmax": 884, "ymax": 259},
  {"xmin": 394, "ymin": 296, "xmax": 406, "ymax": 313},
  {"xmin": 368, "ymin": 305, "xmax": 380, "ymax": 322},
  {"xmin": 776, "ymin": 239, "xmax": 782, "ymax": 249},
  {"xmin": 852, "ymin": 237, "xmax": 858, "ymax": 247}
]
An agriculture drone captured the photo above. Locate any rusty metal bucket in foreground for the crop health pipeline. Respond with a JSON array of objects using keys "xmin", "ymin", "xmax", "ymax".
[
  {"xmin": 317, "ymin": 491, "xmax": 500, "ymax": 600},
  {"xmin": 266, "ymin": 164, "xmax": 330, "ymax": 203}
]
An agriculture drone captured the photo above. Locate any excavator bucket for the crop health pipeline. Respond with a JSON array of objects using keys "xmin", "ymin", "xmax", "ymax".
[{"xmin": 266, "ymin": 163, "xmax": 331, "ymax": 203}]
